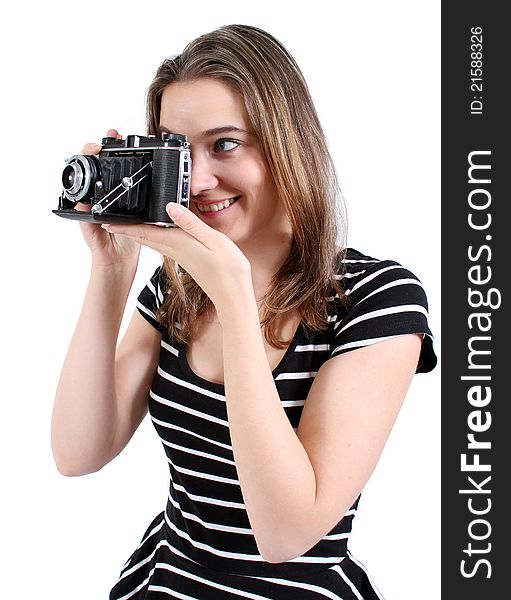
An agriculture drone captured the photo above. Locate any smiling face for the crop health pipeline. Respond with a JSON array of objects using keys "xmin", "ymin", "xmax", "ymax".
[{"xmin": 159, "ymin": 78, "xmax": 291, "ymax": 249}]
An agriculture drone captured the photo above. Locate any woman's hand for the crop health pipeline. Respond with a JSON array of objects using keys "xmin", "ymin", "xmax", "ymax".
[
  {"xmin": 76, "ymin": 129, "xmax": 141, "ymax": 269},
  {"xmin": 102, "ymin": 202, "xmax": 254, "ymax": 318}
]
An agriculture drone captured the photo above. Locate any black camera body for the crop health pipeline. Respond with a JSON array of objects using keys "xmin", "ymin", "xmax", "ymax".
[{"xmin": 54, "ymin": 133, "xmax": 191, "ymax": 226}]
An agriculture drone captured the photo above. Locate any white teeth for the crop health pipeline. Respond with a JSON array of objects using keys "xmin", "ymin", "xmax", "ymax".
[{"xmin": 196, "ymin": 197, "xmax": 238, "ymax": 213}]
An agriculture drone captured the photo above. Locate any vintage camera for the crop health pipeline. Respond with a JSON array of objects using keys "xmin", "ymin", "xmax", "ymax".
[{"xmin": 54, "ymin": 133, "xmax": 191, "ymax": 226}]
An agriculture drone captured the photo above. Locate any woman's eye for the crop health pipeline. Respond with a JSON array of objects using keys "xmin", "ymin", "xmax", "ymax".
[{"xmin": 214, "ymin": 139, "xmax": 239, "ymax": 153}]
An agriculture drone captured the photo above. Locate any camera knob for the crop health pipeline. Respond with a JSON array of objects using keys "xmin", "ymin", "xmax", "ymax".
[{"xmin": 161, "ymin": 132, "xmax": 187, "ymax": 145}]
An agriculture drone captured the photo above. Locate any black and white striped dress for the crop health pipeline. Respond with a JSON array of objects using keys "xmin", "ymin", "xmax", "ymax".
[{"xmin": 109, "ymin": 248, "xmax": 437, "ymax": 599}]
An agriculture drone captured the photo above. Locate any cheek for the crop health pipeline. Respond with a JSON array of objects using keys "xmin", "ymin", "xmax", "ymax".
[{"xmin": 236, "ymin": 158, "xmax": 274, "ymax": 195}]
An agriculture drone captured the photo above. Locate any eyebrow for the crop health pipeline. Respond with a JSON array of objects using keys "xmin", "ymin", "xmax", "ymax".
[{"xmin": 159, "ymin": 125, "xmax": 251, "ymax": 138}]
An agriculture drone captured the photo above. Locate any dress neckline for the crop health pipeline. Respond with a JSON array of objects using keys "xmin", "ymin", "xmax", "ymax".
[{"xmin": 177, "ymin": 322, "xmax": 304, "ymax": 392}]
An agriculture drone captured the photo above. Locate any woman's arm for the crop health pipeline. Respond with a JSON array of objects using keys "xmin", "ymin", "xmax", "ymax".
[
  {"xmin": 220, "ymin": 284, "xmax": 422, "ymax": 562},
  {"xmin": 102, "ymin": 204, "xmax": 423, "ymax": 562},
  {"xmin": 52, "ymin": 129, "xmax": 162, "ymax": 476},
  {"xmin": 51, "ymin": 265, "xmax": 161, "ymax": 476}
]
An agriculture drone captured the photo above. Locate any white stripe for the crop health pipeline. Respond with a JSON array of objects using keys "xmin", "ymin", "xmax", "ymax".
[
  {"xmin": 163, "ymin": 510, "xmax": 261, "ymax": 561},
  {"xmin": 334, "ymin": 304, "xmax": 429, "ymax": 334},
  {"xmin": 281, "ymin": 399, "xmax": 305, "ymax": 408},
  {"xmin": 161, "ymin": 437, "xmax": 236, "ymax": 467},
  {"xmin": 171, "ymin": 461, "xmax": 240, "ymax": 485},
  {"xmin": 352, "ymin": 278, "xmax": 423, "ymax": 305},
  {"xmin": 159, "ymin": 539, "xmax": 203, "ymax": 565},
  {"xmin": 275, "ymin": 371, "xmax": 317, "ymax": 380},
  {"xmin": 150, "ymin": 390, "xmax": 228, "ymax": 427},
  {"xmin": 173, "ymin": 481, "xmax": 246, "ymax": 509},
  {"xmin": 123, "ymin": 539, "xmax": 202, "ymax": 581},
  {"xmin": 244, "ymin": 568, "xmax": 345, "ymax": 600},
  {"xmin": 163, "ymin": 511, "xmax": 347, "ymax": 564},
  {"xmin": 168, "ymin": 493, "xmax": 253, "ymax": 534},
  {"xmin": 120, "ymin": 550, "xmax": 155, "ymax": 581},
  {"xmin": 347, "ymin": 552, "xmax": 386, "ymax": 599},
  {"xmin": 330, "ymin": 564, "xmax": 364, "ymax": 599},
  {"xmin": 118, "ymin": 539, "xmax": 201, "ymax": 586},
  {"xmin": 161, "ymin": 340, "xmax": 179, "ymax": 356},
  {"xmin": 346, "ymin": 264, "xmax": 403, "ymax": 295},
  {"xmin": 331, "ymin": 335, "xmax": 400, "ymax": 355},
  {"xmin": 121, "ymin": 518, "xmax": 164, "ymax": 570},
  {"xmin": 146, "ymin": 279, "xmax": 161, "ymax": 309},
  {"xmin": 115, "ymin": 568, "xmax": 154, "ymax": 600},
  {"xmin": 146, "ymin": 279, "xmax": 156, "ymax": 293},
  {"xmin": 152, "ymin": 562, "xmax": 273, "ymax": 600},
  {"xmin": 157, "ymin": 365, "xmax": 226, "ymax": 402},
  {"xmin": 335, "ymin": 269, "xmax": 366, "ymax": 279},
  {"xmin": 152, "ymin": 416, "xmax": 233, "ymax": 452},
  {"xmin": 342, "ymin": 258, "xmax": 380, "ymax": 264},
  {"xmin": 295, "ymin": 343, "xmax": 330, "ymax": 352},
  {"xmin": 136, "ymin": 300, "xmax": 157, "ymax": 321},
  {"xmin": 323, "ymin": 531, "xmax": 350, "ymax": 541},
  {"xmin": 147, "ymin": 584, "xmax": 199, "ymax": 600},
  {"xmin": 157, "ymin": 282, "xmax": 165, "ymax": 305}
]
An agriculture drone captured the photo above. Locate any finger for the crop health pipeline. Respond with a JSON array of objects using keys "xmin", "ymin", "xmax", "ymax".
[
  {"xmin": 101, "ymin": 222, "xmax": 184, "ymax": 249},
  {"xmin": 80, "ymin": 129, "xmax": 121, "ymax": 155},
  {"xmin": 106, "ymin": 128, "xmax": 122, "ymax": 139},
  {"xmin": 74, "ymin": 202, "xmax": 91, "ymax": 213},
  {"xmin": 166, "ymin": 203, "xmax": 221, "ymax": 250},
  {"xmin": 102, "ymin": 222, "xmax": 203, "ymax": 261},
  {"xmin": 105, "ymin": 205, "xmax": 218, "ymax": 251},
  {"xmin": 81, "ymin": 142, "xmax": 101, "ymax": 155}
]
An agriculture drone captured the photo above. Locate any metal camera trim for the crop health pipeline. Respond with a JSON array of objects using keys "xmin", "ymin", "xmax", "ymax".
[
  {"xmin": 55, "ymin": 133, "xmax": 191, "ymax": 226},
  {"xmin": 62, "ymin": 155, "xmax": 93, "ymax": 202}
]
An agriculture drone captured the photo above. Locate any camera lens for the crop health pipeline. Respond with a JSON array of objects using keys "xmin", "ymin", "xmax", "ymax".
[
  {"xmin": 61, "ymin": 155, "xmax": 98, "ymax": 203},
  {"xmin": 62, "ymin": 164, "xmax": 80, "ymax": 192}
]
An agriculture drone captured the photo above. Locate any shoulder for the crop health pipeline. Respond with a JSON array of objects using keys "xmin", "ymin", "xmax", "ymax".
[
  {"xmin": 330, "ymin": 248, "xmax": 436, "ymax": 373},
  {"xmin": 336, "ymin": 248, "xmax": 427, "ymax": 298}
]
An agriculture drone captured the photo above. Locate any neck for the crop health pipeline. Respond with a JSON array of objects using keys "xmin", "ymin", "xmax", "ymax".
[{"xmin": 238, "ymin": 231, "xmax": 293, "ymax": 301}]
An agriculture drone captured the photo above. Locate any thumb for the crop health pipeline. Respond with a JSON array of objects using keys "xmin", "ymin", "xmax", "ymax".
[
  {"xmin": 166, "ymin": 202, "xmax": 215, "ymax": 248},
  {"xmin": 166, "ymin": 202, "xmax": 199, "ymax": 229}
]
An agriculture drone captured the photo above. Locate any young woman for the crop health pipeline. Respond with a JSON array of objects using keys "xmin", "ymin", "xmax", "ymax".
[{"xmin": 52, "ymin": 24, "xmax": 436, "ymax": 599}]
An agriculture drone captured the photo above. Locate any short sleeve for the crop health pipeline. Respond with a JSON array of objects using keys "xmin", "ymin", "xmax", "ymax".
[
  {"xmin": 136, "ymin": 266, "xmax": 167, "ymax": 334},
  {"xmin": 330, "ymin": 253, "xmax": 437, "ymax": 373}
]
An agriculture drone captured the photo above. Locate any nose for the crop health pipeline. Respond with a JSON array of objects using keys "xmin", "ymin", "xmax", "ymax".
[{"xmin": 189, "ymin": 152, "xmax": 218, "ymax": 198}]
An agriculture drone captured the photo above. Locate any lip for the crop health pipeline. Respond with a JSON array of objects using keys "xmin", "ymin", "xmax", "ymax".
[
  {"xmin": 193, "ymin": 196, "xmax": 239, "ymax": 205},
  {"xmin": 193, "ymin": 196, "xmax": 241, "ymax": 218}
]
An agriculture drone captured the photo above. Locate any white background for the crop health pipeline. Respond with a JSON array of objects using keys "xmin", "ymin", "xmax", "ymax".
[{"xmin": 0, "ymin": 1, "xmax": 440, "ymax": 598}]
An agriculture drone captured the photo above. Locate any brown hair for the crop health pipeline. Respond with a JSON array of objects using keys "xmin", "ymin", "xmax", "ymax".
[{"xmin": 146, "ymin": 24, "xmax": 347, "ymax": 347}]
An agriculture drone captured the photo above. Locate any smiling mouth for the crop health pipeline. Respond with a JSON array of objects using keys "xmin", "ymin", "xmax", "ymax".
[{"xmin": 195, "ymin": 196, "xmax": 241, "ymax": 213}]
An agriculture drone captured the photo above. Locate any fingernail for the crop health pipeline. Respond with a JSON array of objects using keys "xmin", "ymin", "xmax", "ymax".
[{"xmin": 167, "ymin": 202, "xmax": 184, "ymax": 218}]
